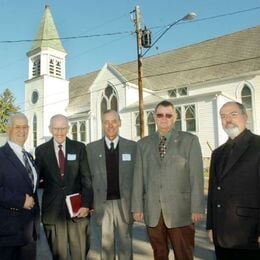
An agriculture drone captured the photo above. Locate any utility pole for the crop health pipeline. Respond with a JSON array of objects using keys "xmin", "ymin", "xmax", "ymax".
[
  {"xmin": 132, "ymin": 6, "xmax": 196, "ymax": 138},
  {"xmin": 134, "ymin": 5, "xmax": 145, "ymax": 138}
]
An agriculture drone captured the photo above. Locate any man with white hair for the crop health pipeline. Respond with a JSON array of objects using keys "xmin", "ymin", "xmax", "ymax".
[
  {"xmin": 35, "ymin": 114, "xmax": 93, "ymax": 260},
  {"xmin": 207, "ymin": 101, "xmax": 260, "ymax": 259},
  {"xmin": 0, "ymin": 113, "xmax": 39, "ymax": 260}
]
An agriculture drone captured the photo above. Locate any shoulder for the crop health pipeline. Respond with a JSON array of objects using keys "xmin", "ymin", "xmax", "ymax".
[
  {"xmin": 176, "ymin": 130, "xmax": 198, "ymax": 140},
  {"xmin": 137, "ymin": 133, "xmax": 156, "ymax": 147},
  {"xmin": 66, "ymin": 138, "xmax": 84, "ymax": 147},
  {"xmin": 119, "ymin": 136, "xmax": 136, "ymax": 146},
  {"xmin": 86, "ymin": 138, "xmax": 103, "ymax": 150},
  {"xmin": 35, "ymin": 139, "xmax": 52, "ymax": 152}
]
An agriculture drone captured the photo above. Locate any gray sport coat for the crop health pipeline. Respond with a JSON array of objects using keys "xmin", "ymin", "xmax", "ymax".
[
  {"xmin": 132, "ymin": 129, "xmax": 204, "ymax": 228},
  {"xmin": 86, "ymin": 136, "xmax": 136, "ymax": 225}
]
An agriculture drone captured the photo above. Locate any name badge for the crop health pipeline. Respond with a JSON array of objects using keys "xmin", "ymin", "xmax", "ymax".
[
  {"xmin": 67, "ymin": 154, "xmax": 76, "ymax": 161},
  {"xmin": 122, "ymin": 154, "xmax": 131, "ymax": 161}
]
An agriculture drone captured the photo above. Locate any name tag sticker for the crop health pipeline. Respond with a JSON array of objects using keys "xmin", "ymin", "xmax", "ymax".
[
  {"xmin": 122, "ymin": 154, "xmax": 131, "ymax": 161},
  {"xmin": 67, "ymin": 154, "xmax": 76, "ymax": 160}
]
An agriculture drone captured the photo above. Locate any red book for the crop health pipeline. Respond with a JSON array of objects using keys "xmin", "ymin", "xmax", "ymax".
[{"xmin": 65, "ymin": 193, "xmax": 82, "ymax": 218}]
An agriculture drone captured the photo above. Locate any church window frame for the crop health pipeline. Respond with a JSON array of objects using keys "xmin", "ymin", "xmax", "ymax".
[{"xmin": 33, "ymin": 114, "xmax": 37, "ymax": 148}]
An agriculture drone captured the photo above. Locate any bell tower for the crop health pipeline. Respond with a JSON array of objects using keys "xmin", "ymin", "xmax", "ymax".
[{"xmin": 25, "ymin": 5, "xmax": 69, "ymax": 150}]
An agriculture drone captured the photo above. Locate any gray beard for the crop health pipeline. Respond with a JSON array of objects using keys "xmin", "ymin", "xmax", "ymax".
[{"xmin": 224, "ymin": 126, "xmax": 240, "ymax": 139}]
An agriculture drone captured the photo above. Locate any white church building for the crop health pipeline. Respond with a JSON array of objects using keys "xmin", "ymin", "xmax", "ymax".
[{"xmin": 25, "ymin": 6, "xmax": 260, "ymax": 160}]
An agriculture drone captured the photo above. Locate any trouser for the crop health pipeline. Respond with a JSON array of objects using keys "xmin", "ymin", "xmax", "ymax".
[
  {"xmin": 44, "ymin": 217, "xmax": 89, "ymax": 260},
  {"xmin": 147, "ymin": 213, "xmax": 194, "ymax": 260},
  {"xmin": 0, "ymin": 242, "xmax": 36, "ymax": 260},
  {"xmin": 95, "ymin": 200, "xmax": 133, "ymax": 260}
]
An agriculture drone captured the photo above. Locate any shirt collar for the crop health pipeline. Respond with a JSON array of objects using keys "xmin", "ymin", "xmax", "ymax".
[
  {"xmin": 105, "ymin": 136, "xmax": 119, "ymax": 149},
  {"xmin": 157, "ymin": 130, "xmax": 172, "ymax": 142},
  {"xmin": 8, "ymin": 140, "xmax": 23, "ymax": 153}
]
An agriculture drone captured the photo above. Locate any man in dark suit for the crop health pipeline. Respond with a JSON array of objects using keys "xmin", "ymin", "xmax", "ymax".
[
  {"xmin": 0, "ymin": 112, "xmax": 39, "ymax": 260},
  {"xmin": 132, "ymin": 100, "xmax": 204, "ymax": 260},
  {"xmin": 35, "ymin": 114, "xmax": 93, "ymax": 260},
  {"xmin": 86, "ymin": 110, "xmax": 136, "ymax": 260},
  {"xmin": 207, "ymin": 101, "xmax": 260, "ymax": 259}
]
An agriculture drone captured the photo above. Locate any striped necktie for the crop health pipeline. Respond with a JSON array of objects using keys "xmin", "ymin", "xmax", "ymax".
[
  {"xmin": 58, "ymin": 144, "xmax": 65, "ymax": 179},
  {"xmin": 22, "ymin": 149, "xmax": 34, "ymax": 186}
]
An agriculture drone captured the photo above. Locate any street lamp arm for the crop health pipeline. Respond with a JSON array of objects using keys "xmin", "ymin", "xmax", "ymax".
[{"xmin": 142, "ymin": 12, "xmax": 196, "ymax": 57}]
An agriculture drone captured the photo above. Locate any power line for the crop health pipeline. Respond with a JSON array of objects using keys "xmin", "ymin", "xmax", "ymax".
[{"xmin": 0, "ymin": 6, "xmax": 259, "ymax": 44}]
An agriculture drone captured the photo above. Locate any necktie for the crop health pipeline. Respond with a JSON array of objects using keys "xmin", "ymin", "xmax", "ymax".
[
  {"xmin": 22, "ymin": 149, "xmax": 34, "ymax": 186},
  {"xmin": 58, "ymin": 144, "xmax": 65, "ymax": 179},
  {"xmin": 159, "ymin": 136, "xmax": 167, "ymax": 159},
  {"xmin": 110, "ymin": 142, "xmax": 114, "ymax": 152}
]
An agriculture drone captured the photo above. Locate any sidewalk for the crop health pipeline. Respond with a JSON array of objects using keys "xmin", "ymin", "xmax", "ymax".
[{"xmin": 37, "ymin": 219, "xmax": 215, "ymax": 260}]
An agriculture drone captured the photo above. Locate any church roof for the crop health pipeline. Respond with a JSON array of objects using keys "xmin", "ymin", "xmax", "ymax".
[
  {"xmin": 29, "ymin": 5, "xmax": 66, "ymax": 53},
  {"xmin": 67, "ymin": 26, "xmax": 260, "ymax": 113}
]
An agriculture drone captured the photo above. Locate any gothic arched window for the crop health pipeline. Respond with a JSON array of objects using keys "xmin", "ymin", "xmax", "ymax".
[
  {"xmin": 241, "ymin": 85, "xmax": 253, "ymax": 130},
  {"xmin": 100, "ymin": 85, "xmax": 118, "ymax": 116},
  {"xmin": 185, "ymin": 105, "xmax": 196, "ymax": 132},
  {"xmin": 33, "ymin": 114, "xmax": 37, "ymax": 147},
  {"xmin": 79, "ymin": 121, "xmax": 86, "ymax": 142},
  {"xmin": 147, "ymin": 111, "xmax": 155, "ymax": 135},
  {"xmin": 71, "ymin": 123, "xmax": 78, "ymax": 141},
  {"xmin": 174, "ymin": 107, "xmax": 182, "ymax": 131}
]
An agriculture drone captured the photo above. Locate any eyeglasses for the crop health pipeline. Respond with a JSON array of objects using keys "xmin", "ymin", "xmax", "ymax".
[
  {"xmin": 156, "ymin": 113, "xmax": 173, "ymax": 119},
  {"xmin": 220, "ymin": 111, "xmax": 241, "ymax": 120}
]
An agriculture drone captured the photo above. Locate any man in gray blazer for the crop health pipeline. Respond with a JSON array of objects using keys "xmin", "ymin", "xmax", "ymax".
[
  {"xmin": 86, "ymin": 110, "xmax": 136, "ymax": 260},
  {"xmin": 132, "ymin": 100, "xmax": 204, "ymax": 260}
]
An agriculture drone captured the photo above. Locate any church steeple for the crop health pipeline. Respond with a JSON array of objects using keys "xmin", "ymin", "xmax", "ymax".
[
  {"xmin": 25, "ymin": 5, "xmax": 69, "ymax": 150},
  {"xmin": 29, "ymin": 5, "xmax": 65, "ymax": 53}
]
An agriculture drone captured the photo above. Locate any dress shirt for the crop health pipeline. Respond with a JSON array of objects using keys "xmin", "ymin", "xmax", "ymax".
[
  {"xmin": 54, "ymin": 140, "xmax": 66, "ymax": 167},
  {"xmin": 8, "ymin": 141, "xmax": 37, "ymax": 192},
  {"xmin": 105, "ymin": 136, "xmax": 119, "ymax": 150}
]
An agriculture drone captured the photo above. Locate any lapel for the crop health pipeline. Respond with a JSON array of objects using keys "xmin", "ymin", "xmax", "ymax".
[
  {"xmin": 97, "ymin": 138, "xmax": 107, "ymax": 182},
  {"xmin": 3, "ymin": 143, "xmax": 33, "ymax": 188},
  {"xmin": 46, "ymin": 139, "xmax": 60, "ymax": 182},
  {"xmin": 218, "ymin": 130, "xmax": 252, "ymax": 180},
  {"xmin": 158, "ymin": 129, "xmax": 179, "ymax": 163},
  {"xmin": 150, "ymin": 133, "xmax": 161, "ymax": 163}
]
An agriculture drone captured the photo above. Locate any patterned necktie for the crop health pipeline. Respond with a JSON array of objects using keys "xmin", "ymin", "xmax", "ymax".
[
  {"xmin": 159, "ymin": 136, "xmax": 167, "ymax": 159},
  {"xmin": 58, "ymin": 144, "xmax": 65, "ymax": 179},
  {"xmin": 22, "ymin": 149, "xmax": 34, "ymax": 186}
]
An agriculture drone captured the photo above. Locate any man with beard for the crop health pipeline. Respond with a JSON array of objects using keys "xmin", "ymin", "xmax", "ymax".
[{"xmin": 206, "ymin": 101, "xmax": 260, "ymax": 259}]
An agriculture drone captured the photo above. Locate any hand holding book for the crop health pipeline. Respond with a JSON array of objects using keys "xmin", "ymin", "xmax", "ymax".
[{"xmin": 66, "ymin": 193, "xmax": 91, "ymax": 218}]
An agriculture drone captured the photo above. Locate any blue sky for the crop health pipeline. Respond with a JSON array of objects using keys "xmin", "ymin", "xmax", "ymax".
[{"xmin": 0, "ymin": 0, "xmax": 259, "ymax": 110}]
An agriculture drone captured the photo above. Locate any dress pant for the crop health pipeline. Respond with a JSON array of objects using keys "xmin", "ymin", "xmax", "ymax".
[
  {"xmin": 215, "ymin": 245, "xmax": 260, "ymax": 260},
  {"xmin": 44, "ymin": 217, "xmax": 89, "ymax": 260},
  {"xmin": 147, "ymin": 213, "xmax": 194, "ymax": 260},
  {"xmin": 0, "ymin": 242, "xmax": 36, "ymax": 260},
  {"xmin": 93, "ymin": 199, "xmax": 133, "ymax": 260}
]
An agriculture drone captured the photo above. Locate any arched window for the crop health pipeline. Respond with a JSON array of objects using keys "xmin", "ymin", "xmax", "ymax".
[
  {"xmin": 241, "ymin": 85, "xmax": 253, "ymax": 130},
  {"xmin": 79, "ymin": 121, "xmax": 86, "ymax": 142},
  {"xmin": 185, "ymin": 105, "xmax": 196, "ymax": 132},
  {"xmin": 100, "ymin": 85, "xmax": 118, "ymax": 116},
  {"xmin": 71, "ymin": 123, "xmax": 78, "ymax": 141},
  {"xmin": 174, "ymin": 107, "xmax": 182, "ymax": 131},
  {"xmin": 147, "ymin": 111, "xmax": 155, "ymax": 135},
  {"xmin": 135, "ymin": 113, "xmax": 140, "ymax": 137},
  {"xmin": 33, "ymin": 114, "xmax": 37, "ymax": 147}
]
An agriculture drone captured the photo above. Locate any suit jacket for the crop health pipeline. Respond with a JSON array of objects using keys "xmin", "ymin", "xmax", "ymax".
[
  {"xmin": 206, "ymin": 129, "xmax": 260, "ymax": 249},
  {"xmin": 35, "ymin": 137, "xmax": 93, "ymax": 224},
  {"xmin": 0, "ymin": 143, "xmax": 40, "ymax": 246},
  {"xmin": 86, "ymin": 136, "xmax": 136, "ymax": 225},
  {"xmin": 131, "ymin": 129, "xmax": 204, "ymax": 228}
]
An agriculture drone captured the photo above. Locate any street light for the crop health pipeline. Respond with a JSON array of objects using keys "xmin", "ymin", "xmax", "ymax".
[{"xmin": 133, "ymin": 6, "xmax": 197, "ymax": 138}]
